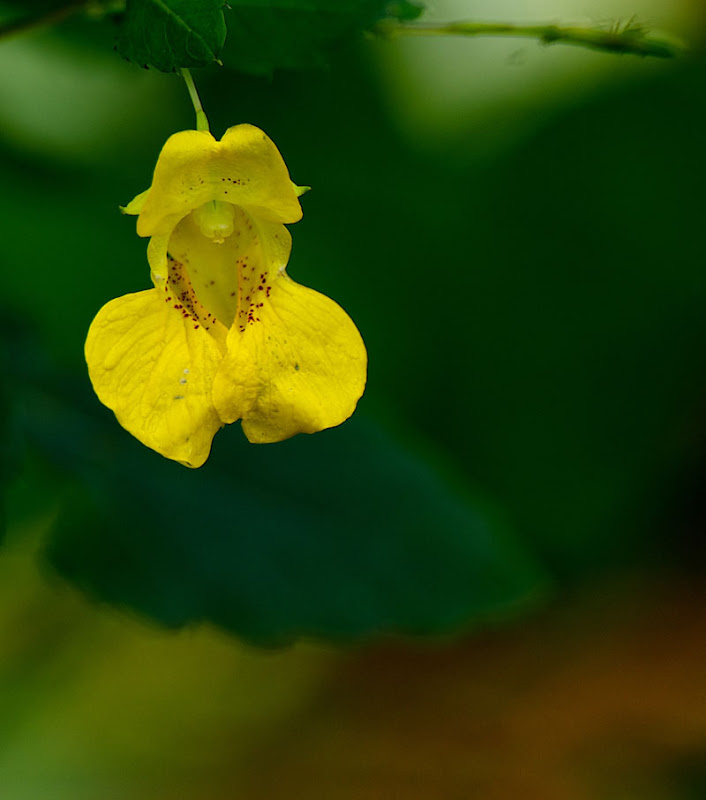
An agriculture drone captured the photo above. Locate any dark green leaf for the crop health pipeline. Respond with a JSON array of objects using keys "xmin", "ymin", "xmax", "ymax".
[
  {"xmin": 383, "ymin": 1, "xmax": 424, "ymax": 22},
  {"xmin": 0, "ymin": 317, "xmax": 29, "ymax": 542},
  {"xmin": 221, "ymin": 0, "xmax": 424, "ymax": 76},
  {"xmin": 29, "ymin": 370, "xmax": 545, "ymax": 643},
  {"xmin": 0, "ymin": 362, "xmax": 9, "ymax": 540},
  {"xmin": 294, "ymin": 53, "xmax": 706, "ymax": 578},
  {"xmin": 116, "ymin": 0, "xmax": 227, "ymax": 72},
  {"xmin": 217, "ymin": 51, "xmax": 706, "ymax": 580}
]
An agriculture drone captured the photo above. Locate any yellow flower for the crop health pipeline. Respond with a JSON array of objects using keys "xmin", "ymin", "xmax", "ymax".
[{"xmin": 85, "ymin": 124, "xmax": 367, "ymax": 468}]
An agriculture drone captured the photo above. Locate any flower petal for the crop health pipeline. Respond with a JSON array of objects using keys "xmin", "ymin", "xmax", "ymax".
[
  {"xmin": 137, "ymin": 125, "xmax": 302, "ymax": 239},
  {"xmin": 212, "ymin": 274, "xmax": 367, "ymax": 443},
  {"xmin": 120, "ymin": 188, "xmax": 150, "ymax": 216},
  {"xmin": 85, "ymin": 289, "xmax": 225, "ymax": 468}
]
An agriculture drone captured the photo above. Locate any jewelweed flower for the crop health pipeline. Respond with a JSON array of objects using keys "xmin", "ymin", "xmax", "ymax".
[{"xmin": 85, "ymin": 125, "xmax": 367, "ymax": 467}]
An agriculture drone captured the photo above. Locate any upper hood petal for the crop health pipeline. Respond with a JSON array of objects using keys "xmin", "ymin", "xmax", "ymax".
[{"xmin": 137, "ymin": 124, "xmax": 303, "ymax": 239}]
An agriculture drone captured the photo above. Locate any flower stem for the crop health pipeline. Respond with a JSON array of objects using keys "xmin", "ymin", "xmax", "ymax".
[
  {"xmin": 181, "ymin": 68, "xmax": 210, "ymax": 132},
  {"xmin": 375, "ymin": 19, "xmax": 682, "ymax": 59}
]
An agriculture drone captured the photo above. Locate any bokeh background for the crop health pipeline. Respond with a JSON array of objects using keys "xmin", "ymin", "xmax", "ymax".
[{"xmin": 2, "ymin": 0, "xmax": 706, "ymax": 797}]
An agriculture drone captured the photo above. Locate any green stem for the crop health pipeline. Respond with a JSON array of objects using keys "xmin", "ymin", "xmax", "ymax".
[
  {"xmin": 180, "ymin": 68, "xmax": 210, "ymax": 132},
  {"xmin": 0, "ymin": 1, "xmax": 88, "ymax": 41},
  {"xmin": 376, "ymin": 20, "xmax": 682, "ymax": 59}
]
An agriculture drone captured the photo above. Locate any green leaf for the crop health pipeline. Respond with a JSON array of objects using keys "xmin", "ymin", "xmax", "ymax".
[
  {"xmin": 221, "ymin": 0, "xmax": 425, "ymax": 76},
  {"xmin": 26, "ymin": 370, "xmax": 545, "ymax": 643},
  {"xmin": 116, "ymin": 0, "xmax": 227, "ymax": 72},
  {"xmin": 0, "ymin": 316, "xmax": 35, "ymax": 542},
  {"xmin": 383, "ymin": 1, "xmax": 424, "ymax": 22},
  {"xmin": 0, "ymin": 365, "xmax": 9, "ymax": 540}
]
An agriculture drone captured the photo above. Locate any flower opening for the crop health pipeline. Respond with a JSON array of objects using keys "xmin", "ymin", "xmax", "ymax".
[{"xmin": 193, "ymin": 200, "xmax": 236, "ymax": 243}]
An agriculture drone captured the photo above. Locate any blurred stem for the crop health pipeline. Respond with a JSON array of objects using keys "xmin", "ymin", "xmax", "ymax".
[
  {"xmin": 376, "ymin": 20, "xmax": 682, "ymax": 59},
  {"xmin": 0, "ymin": 1, "xmax": 89, "ymax": 40},
  {"xmin": 181, "ymin": 69, "xmax": 210, "ymax": 133}
]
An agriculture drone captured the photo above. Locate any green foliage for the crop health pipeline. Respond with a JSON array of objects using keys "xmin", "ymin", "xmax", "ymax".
[
  {"xmin": 114, "ymin": 0, "xmax": 424, "ymax": 75},
  {"xmin": 384, "ymin": 1, "xmax": 424, "ymax": 22},
  {"xmin": 2, "ymin": 19, "xmax": 706, "ymax": 643},
  {"xmin": 0, "ymin": 354, "xmax": 8, "ymax": 540},
  {"xmin": 211, "ymin": 51, "xmax": 706, "ymax": 578},
  {"xmin": 8, "ymin": 353, "xmax": 543, "ymax": 642},
  {"xmin": 116, "ymin": 0, "xmax": 227, "ymax": 71},
  {"xmin": 0, "ymin": 316, "xmax": 24, "ymax": 542},
  {"xmin": 221, "ymin": 0, "xmax": 418, "ymax": 76}
]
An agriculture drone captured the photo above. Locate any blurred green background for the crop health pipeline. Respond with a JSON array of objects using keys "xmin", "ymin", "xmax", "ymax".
[{"xmin": 2, "ymin": 0, "xmax": 706, "ymax": 797}]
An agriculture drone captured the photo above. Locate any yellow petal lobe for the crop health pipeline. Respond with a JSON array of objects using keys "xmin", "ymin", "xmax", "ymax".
[
  {"xmin": 137, "ymin": 125, "xmax": 302, "ymax": 240},
  {"xmin": 85, "ymin": 289, "xmax": 224, "ymax": 468},
  {"xmin": 212, "ymin": 274, "xmax": 367, "ymax": 443}
]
